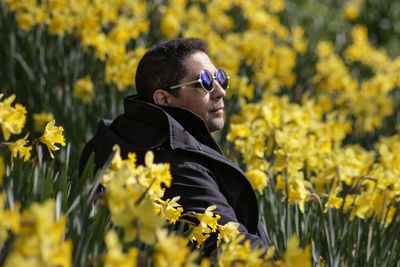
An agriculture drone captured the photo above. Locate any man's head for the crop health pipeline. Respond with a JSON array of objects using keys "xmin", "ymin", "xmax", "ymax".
[{"xmin": 135, "ymin": 38, "xmax": 227, "ymax": 132}]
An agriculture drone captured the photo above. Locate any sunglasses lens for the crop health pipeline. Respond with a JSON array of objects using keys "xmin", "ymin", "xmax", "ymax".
[
  {"xmin": 200, "ymin": 70, "xmax": 214, "ymax": 92},
  {"xmin": 216, "ymin": 68, "xmax": 229, "ymax": 90}
]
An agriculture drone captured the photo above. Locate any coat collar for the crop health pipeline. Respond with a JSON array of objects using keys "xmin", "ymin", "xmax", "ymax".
[{"xmin": 123, "ymin": 94, "xmax": 223, "ymax": 155}]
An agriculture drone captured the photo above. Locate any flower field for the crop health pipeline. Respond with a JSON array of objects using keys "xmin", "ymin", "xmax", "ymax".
[{"xmin": 1, "ymin": 0, "xmax": 400, "ymax": 266}]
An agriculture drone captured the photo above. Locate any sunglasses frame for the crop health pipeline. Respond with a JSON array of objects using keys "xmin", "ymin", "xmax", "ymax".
[{"xmin": 168, "ymin": 68, "xmax": 230, "ymax": 93}]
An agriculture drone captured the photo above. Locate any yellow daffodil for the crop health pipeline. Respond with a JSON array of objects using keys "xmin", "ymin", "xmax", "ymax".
[
  {"xmin": 39, "ymin": 120, "xmax": 66, "ymax": 158},
  {"xmin": 0, "ymin": 192, "xmax": 20, "ymax": 245},
  {"xmin": 8, "ymin": 133, "xmax": 32, "ymax": 166},
  {"xmin": 33, "ymin": 112, "xmax": 54, "ymax": 133},
  {"xmin": 189, "ymin": 205, "xmax": 221, "ymax": 248},
  {"xmin": 111, "ymin": 198, "xmax": 163, "ymax": 244},
  {"xmin": 137, "ymin": 151, "xmax": 172, "ymax": 199},
  {"xmin": 266, "ymin": 0, "xmax": 285, "ymax": 13},
  {"xmin": 0, "ymin": 94, "xmax": 27, "ymax": 141},
  {"xmin": 0, "ymin": 156, "xmax": 4, "ymax": 186},
  {"xmin": 324, "ymin": 186, "xmax": 344, "ymax": 212},
  {"xmin": 104, "ymin": 157, "xmax": 144, "ymax": 214},
  {"xmin": 343, "ymin": 2, "xmax": 359, "ymax": 20},
  {"xmin": 189, "ymin": 225, "xmax": 211, "ymax": 249},
  {"xmin": 73, "ymin": 76, "xmax": 95, "ymax": 104},
  {"xmin": 4, "ymin": 200, "xmax": 72, "ymax": 267},
  {"xmin": 153, "ymin": 196, "xmax": 183, "ymax": 224},
  {"xmin": 195, "ymin": 205, "xmax": 220, "ymax": 233},
  {"xmin": 161, "ymin": 8, "xmax": 182, "ymax": 38},
  {"xmin": 264, "ymin": 245, "xmax": 276, "ymax": 262},
  {"xmin": 153, "ymin": 229, "xmax": 191, "ymax": 267},
  {"xmin": 218, "ymin": 234, "xmax": 267, "ymax": 267},
  {"xmin": 103, "ymin": 229, "xmax": 138, "ymax": 267},
  {"xmin": 217, "ymin": 221, "xmax": 240, "ymax": 246},
  {"xmin": 280, "ymin": 235, "xmax": 311, "ymax": 267},
  {"xmin": 48, "ymin": 16, "xmax": 67, "ymax": 37},
  {"xmin": 246, "ymin": 169, "xmax": 269, "ymax": 194},
  {"xmin": 17, "ymin": 11, "xmax": 35, "ymax": 32}
]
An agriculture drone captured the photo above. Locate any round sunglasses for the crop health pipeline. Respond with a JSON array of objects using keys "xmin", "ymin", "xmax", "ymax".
[{"xmin": 168, "ymin": 68, "xmax": 230, "ymax": 93}]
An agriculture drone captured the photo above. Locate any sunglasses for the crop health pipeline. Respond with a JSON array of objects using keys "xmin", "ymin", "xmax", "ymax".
[{"xmin": 169, "ymin": 68, "xmax": 230, "ymax": 92}]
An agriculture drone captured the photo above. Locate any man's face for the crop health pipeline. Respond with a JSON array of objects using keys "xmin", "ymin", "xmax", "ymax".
[{"xmin": 168, "ymin": 51, "xmax": 226, "ymax": 132}]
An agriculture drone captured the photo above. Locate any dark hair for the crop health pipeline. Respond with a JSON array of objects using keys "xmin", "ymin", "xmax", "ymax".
[{"xmin": 135, "ymin": 38, "xmax": 208, "ymax": 102}]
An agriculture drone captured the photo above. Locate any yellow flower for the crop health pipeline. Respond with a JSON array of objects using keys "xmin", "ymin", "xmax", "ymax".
[
  {"xmin": 17, "ymin": 11, "xmax": 35, "ymax": 32},
  {"xmin": 217, "ymin": 221, "xmax": 240, "ymax": 246},
  {"xmin": 48, "ymin": 16, "xmax": 67, "ymax": 37},
  {"xmin": 189, "ymin": 225, "xmax": 211, "ymax": 249},
  {"xmin": 382, "ymin": 206, "xmax": 396, "ymax": 228},
  {"xmin": 49, "ymin": 0, "xmax": 67, "ymax": 13},
  {"xmin": 287, "ymin": 171, "xmax": 311, "ymax": 213},
  {"xmin": 0, "ymin": 156, "xmax": 4, "ymax": 186},
  {"xmin": 154, "ymin": 229, "xmax": 191, "ymax": 267},
  {"xmin": 111, "ymin": 198, "xmax": 163, "ymax": 244},
  {"xmin": 266, "ymin": 0, "xmax": 285, "ymax": 13},
  {"xmin": 153, "ymin": 196, "xmax": 183, "ymax": 224},
  {"xmin": 4, "ymin": 200, "xmax": 72, "ymax": 267},
  {"xmin": 281, "ymin": 235, "xmax": 311, "ymax": 267},
  {"xmin": 246, "ymin": 169, "xmax": 268, "ymax": 194},
  {"xmin": 324, "ymin": 186, "xmax": 344, "ymax": 212},
  {"xmin": 227, "ymin": 123, "xmax": 250, "ymax": 141},
  {"xmin": 8, "ymin": 133, "xmax": 32, "ymax": 166},
  {"xmin": 316, "ymin": 41, "xmax": 334, "ymax": 58},
  {"xmin": 218, "ymin": 234, "xmax": 245, "ymax": 267},
  {"xmin": 103, "ymin": 229, "xmax": 138, "ymax": 267},
  {"xmin": 343, "ymin": 2, "xmax": 359, "ymax": 20},
  {"xmin": 73, "ymin": 76, "xmax": 95, "ymax": 104},
  {"xmin": 351, "ymin": 25, "xmax": 368, "ymax": 43},
  {"xmin": 349, "ymin": 193, "xmax": 373, "ymax": 220},
  {"xmin": 161, "ymin": 9, "xmax": 181, "ymax": 38},
  {"xmin": 199, "ymin": 258, "xmax": 211, "ymax": 267},
  {"xmin": 110, "ymin": 145, "xmax": 125, "ymax": 171},
  {"xmin": 291, "ymin": 26, "xmax": 308, "ymax": 54},
  {"xmin": 0, "ymin": 192, "xmax": 20, "ymax": 245},
  {"xmin": 189, "ymin": 206, "xmax": 221, "ymax": 248},
  {"xmin": 0, "ymin": 94, "xmax": 27, "ymax": 141},
  {"xmin": 105, "ymin": 163, "xmax": 143, "ymax": 213},
  {"xmin": 136, "ymin": 151, "xmax": 172, "ymax": 199},
  {"xmin": 85, "ymin": 32, "xmax": 110, "ymax": 61},
  {"xmin": 33, "ymin": 112, "xmax": 54, "ymax": 133},
  {"xmin": 195, "ymin": 205, "xmax": 220, "ymax": 233},
  {"xmin": 39, "ymin": 120, "xmax": 66, "ymax": 159},
  {"xmin": 218, "ymin": 234, "xmax": 266, "ymax": 267},
  {"xmin": 264, "ymin": 245, "xmax": 276, "ymax": 261}
]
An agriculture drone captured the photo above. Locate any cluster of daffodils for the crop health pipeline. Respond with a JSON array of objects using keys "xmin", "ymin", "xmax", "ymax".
[
  {"xmin": 102, "ymin": 145, "xmax": 229, "ymax": 247},
  {"xmin": 342, "ymin": 0, "xmax": 364, "ymax": 20},
  {"xmin": 0, "ymin": 94, "xmax": 69, "ymax": 266},
  {"xmin": 0, "ymin": 192, "xmax": 20, "ymax": 245},
  {"xmin": 3, "ymin": 0, "xmax": 148, "ymax": 92},
  {"xmin": 101, "ymin": 145, "xmax": 309, "ymax": 266},
  {"xmin": 163, "ymin": 0, "xmax": 306, "ymax": 100},
  {"xmin": 101, "ymin": 146, "xmax": 171, "ymax": 244},
  {"xmin": 0, "ymin": 94, "xmax": 65, "ymax": 164},
  {"xmin": 228, "ymin": 87, "xmax": 400, "ymax": 225},
  {"xmin": 0, "ymin": 94, "xmax": 26, "ymax": 141},
  {"xmin": 0, "ymin": 92, "xmax": 311, "ymax": 265},
  {"xmin": 2, "ymin": 0, "xmax": 308, "ymax": 105},
  {"xmin": 1, "ymin": 196, "xmax": 72, "ymax": 267},
  {"xmin": 102, "ymin": 146, "xmax": 253, "ymax": 264},
  {"xmin": 313, "ymin": 26, "xmax": 399, "ymax": 133}
]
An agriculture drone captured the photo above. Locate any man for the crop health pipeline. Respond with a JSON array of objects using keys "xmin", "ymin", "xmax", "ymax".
[{"xmin": 79, "ymin": 38, "xmax": 269, "ymax": 252}]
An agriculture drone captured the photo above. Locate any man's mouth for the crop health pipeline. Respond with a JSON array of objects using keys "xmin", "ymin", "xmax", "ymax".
[{"xmin": 211, "ymin": 106, "xmax": 224, "ymax": 113}]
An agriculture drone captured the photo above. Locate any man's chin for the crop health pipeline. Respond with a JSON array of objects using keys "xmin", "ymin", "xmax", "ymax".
[{"xmin": 207, "ymin": 118, "xmax": 225, "ymax": 132}]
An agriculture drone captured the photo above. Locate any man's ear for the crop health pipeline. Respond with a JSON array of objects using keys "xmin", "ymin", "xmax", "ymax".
[{"xmin": 153, "ymin": 89, "xmax": 171, "ymax": 106}]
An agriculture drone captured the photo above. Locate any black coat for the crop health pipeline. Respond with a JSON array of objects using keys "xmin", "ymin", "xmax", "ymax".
[{"xmin": 80, "ymin": 95, "xmax": 269, "ymax": 250}]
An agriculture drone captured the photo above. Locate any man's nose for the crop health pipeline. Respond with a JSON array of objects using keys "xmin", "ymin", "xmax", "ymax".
[{"xmin": 211, "ymin": 80, "xmax": 226, "ymax": 99}]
